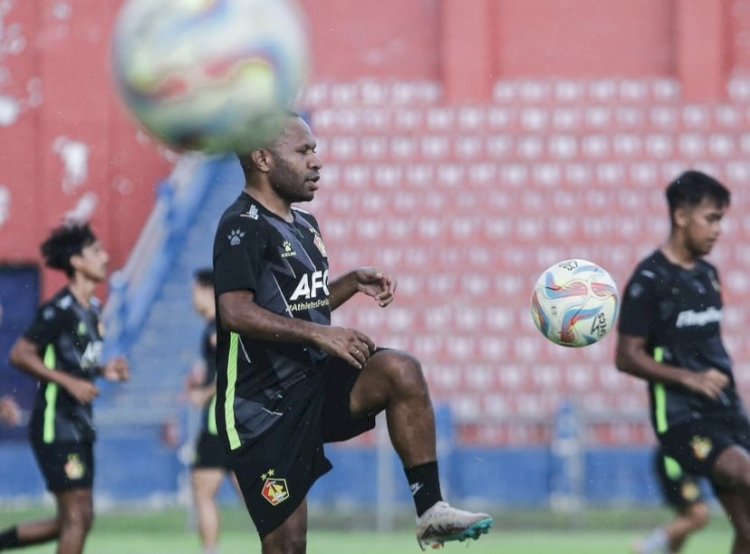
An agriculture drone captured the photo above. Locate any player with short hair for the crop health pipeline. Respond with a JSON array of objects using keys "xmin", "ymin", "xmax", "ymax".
[
  {"xmin": 633, "ymin": 447, "xmax": 709, "ymax": 554},
  {"xmin": 186, "ymin": 267, "xmax": 236, "ymax": 554},
  {"xmin": 0, "ymin": 223, "xmax": 129, "ymax": 554},
  {"xmin": 616, "ymin": 170, "xmax": 750, "ymax": 553},
  {"xmin": 213, "ymin": 112, "xmax": 492, "ymax": 553}
]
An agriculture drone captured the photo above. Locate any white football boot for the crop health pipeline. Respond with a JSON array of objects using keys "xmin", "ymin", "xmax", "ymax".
[{"xmin": 415, "ymin": 501, "xmax": 493, "ymax": 550}]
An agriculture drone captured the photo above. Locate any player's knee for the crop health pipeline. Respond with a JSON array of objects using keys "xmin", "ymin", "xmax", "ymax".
[
  {"xmin": 263, "ymin": 531, "xmax": 306, "ymax": 554},
  {"xmin": 61, "ymin": 502, "xmax": 94, "ymax": 533},
  {"xmin": 381, "ymin": 352, "xmax": 428, "ymax": 394},
  {"xmin": 686, "ymin": 502, "xmax": 710, "ymax": 530}
]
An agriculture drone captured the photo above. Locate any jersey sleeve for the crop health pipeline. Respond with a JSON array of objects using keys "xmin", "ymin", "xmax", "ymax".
[
  {"xmin": 617, "ymin": 269, "xmax": 657, "ymax": 338},
  {"xmin": 213, "ymin": 216, "xmax": 266, "ymax": 296},
  {"xmin": 23, "ymin": 303, "xmax": 63, "ymax": 347}
]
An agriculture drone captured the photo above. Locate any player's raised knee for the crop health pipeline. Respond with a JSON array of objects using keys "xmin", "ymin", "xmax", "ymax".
[{"xmin": 375, "ymin": 351, "xmax": 428, "ymax": 391}]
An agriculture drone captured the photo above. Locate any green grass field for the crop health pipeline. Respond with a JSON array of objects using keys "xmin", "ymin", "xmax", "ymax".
[{"xmin": 0, "ymin": 506, "xmax": 732, "ymax": 553}]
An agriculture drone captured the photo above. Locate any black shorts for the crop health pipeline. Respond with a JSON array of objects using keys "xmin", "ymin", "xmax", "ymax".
[
  {"xmin": 31, "ymin": 440, "xmax": 94, "ymax": 493},
  {"xmin": 192, "ymin": 431, "xmax": 232, "ymax": 471},
  {"xmin": 230, "ymin": 357, "xmax": 376, "ymax": 539},
  {"xmin": 659, "ymin": 413, "xmax": 750, "ymax": 487},
  {"xmin": 654, "ymin": 450, "xmax": 704, "ymax": 510}
]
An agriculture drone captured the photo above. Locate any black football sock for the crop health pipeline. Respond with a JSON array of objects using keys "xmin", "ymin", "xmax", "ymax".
[
  {"xmin": 0, "ymin": 526, "xmax": 19, "ymax": 550},
  {"xmin": 404, "ymin": 461, "xmax": 443, "ymax": 517}
]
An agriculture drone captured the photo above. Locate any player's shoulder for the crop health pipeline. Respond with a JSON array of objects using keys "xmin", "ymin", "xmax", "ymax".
[
  {"xmin": 292, "ymin": 206, "xmax": 320, "ymax": 230},
  {"xmin": 218, "ymin": 193, "xmax": 260, "ymax": 224},
  {"xmin": 631, "ymin": 250, "xmax": 671, "ymax": 283},
  {"xmin": 38, "ymin": 289, "xmax": 73, "ymax": 321},
  {"xmin": 695, "ymin": 257, "xmax": 719, "ymax": 275},
  {"xmin": 215, "ymin": 194, "xmax": 267, "ymax": 245}
]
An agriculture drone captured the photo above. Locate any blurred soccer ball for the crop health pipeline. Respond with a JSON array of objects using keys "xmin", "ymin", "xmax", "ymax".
[
  {"xmin": 530, "ymin": 259, "xmax": 619, "ymax": 347},
  {"xmin": 112, "ymin": 0, "xmax": 309, "ymax": 153}
]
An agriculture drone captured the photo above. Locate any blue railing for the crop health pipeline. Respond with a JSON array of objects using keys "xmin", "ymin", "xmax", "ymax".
[{"xmin": 103, "ymin": 155, "xmax": 220, "ymax": 360}]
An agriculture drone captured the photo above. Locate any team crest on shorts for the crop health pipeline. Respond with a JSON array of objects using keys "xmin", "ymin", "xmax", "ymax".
[
  {"xmin": 64, "ymin": 454, "xmax": 85, "ymax": 480},
  {"xmin": 690, "ymin": 436, "xmax": 713, "ymax": 461},
  {"xmin": 261, "ymin": 469, "xmax": 290, "ymax": 506}
]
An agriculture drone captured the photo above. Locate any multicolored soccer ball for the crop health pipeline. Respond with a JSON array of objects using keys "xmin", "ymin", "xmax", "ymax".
[
  {"xmin": 530, "ymin": 259, "xmax": 619, "ymax": 347},
  {"xmin": 111, "ymin": 0, "xmax": 309, "ymax": 153}
]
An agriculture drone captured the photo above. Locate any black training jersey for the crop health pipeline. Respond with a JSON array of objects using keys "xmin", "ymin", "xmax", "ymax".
[
  {"xmin": 619, "ymin": 250, "xmax": 741, "ymax": 433},
  {"xmin": 24, "ymin": 288, "xmax": 104, "ymax": 444},
  {"xmin": 213, "ymin": 193, "xmax": 331, "ymax": 451},
  {"xmin": 199, "ymin": 319, "xmax": 218, "ymax": 435}
]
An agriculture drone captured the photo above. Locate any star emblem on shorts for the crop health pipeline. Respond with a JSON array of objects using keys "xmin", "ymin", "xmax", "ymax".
[{"xmin": 260, "ymin": 468, "xmax": 289, "ymax": 506}]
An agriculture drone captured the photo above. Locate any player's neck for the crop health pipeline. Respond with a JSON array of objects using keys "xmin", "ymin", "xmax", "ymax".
[
  {"xmin": 243, "ymin": 187, "xmax": 293, "ymax": 222},
  {"xmin": 661, "ymin": 239, "xmax": 698, "ymax": 269},
  {"xmin": 68, "ymin": 276, "xmax": 97, "ymax": 308}
]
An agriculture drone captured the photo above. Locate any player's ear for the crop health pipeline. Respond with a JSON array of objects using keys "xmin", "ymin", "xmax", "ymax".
[
  {"xmin": 673, "ymin": 206, "xmax": 690, "ymax": 229},
  {"xmin": 69, "ymin": 253, "xmax": 83, "ymax": 272},
  {"xmin": 251, "ymin": 149, "xmax": 272, "ymax": 173}
]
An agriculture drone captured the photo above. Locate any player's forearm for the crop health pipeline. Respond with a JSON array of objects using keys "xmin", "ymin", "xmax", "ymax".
[
  {"xmin": 10, "ymin": 341, "xmax": 72, "ymax": 388},
  {"xmin": 328, "ymin": 271, "xmax": 358, "ymax": 311},
  {"xmin": 615, "ymin": 349, "xmax": 692, "ymax": 387},
  {"xmin": 219, "ymin": 296, "xmax": 326, "ymax": 345}
]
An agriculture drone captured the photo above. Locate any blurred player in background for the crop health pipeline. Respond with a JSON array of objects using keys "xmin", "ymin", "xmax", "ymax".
[
  {"xmin": 213, "ymin": 112, "xmax": 492, "ymax": 553},
  {"xmin": 633, "ymin": 446, "xmax": 709, "ymax": 554},
  {"xmin": 185, "ymin": 268, "xmax": 236, "ymax": 554},
  {"xmin": 616, "ymin": 171, "xmax": 750, "ymax": 553},
  {"xmin": 0, "ymin": 223, "xmax": 129, "ymax": 554}
]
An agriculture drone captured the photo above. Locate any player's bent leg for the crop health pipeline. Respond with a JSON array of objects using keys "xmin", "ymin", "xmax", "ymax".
[
  {"xmin": 0, "ymin": 516, "xmax": 62, "ymax": 550},
  {"xmin": 55, "ymin": 488, "xmax": 94, "ymax": 554},
  {"xmin": 713, "ymin": 445, "xmax": 750, "ymax": 492},
  {"xmin": 349, "ymin": 351, "xmax": 492, "ymax": 549},
  {"xmin": 716, "ymin": 491, "xmax": 750, "ymax": 554},
  {"xmin": 668, "ymin": 502, "xmax": 710, "ymax": 552},
  {"xmin": 260, "ymin": 498, "xmax": 307, "ymax": 554},
  {"xmin": 350, "ymin": 350, "xmax": 435, "ymax": 466},
  {"xmin": 191, "ymin": 468, "xmax": 225, "ymax": 552},
  {"xmin": 713, "ymin": 447, "xmax": 750, "ymax": 554}
]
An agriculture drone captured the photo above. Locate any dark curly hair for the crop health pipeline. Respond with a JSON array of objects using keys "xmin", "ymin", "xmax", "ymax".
[{"xmin": 40, "ymin": 223, "xmax": 97, "ymax": 277}]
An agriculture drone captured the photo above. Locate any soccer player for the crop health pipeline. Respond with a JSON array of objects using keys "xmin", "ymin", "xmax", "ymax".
[
  {"xmin": 186, "ymin": 268, "xmax": 235, "ymax": 554},
  {"xmin": 0, "ymin": 223, "xmax": 129, "ymax": 554},
  {"xmin": 213, "ymin": 112, "xmax": 493, "ymax": 553},
  {"xmin": 633, "ymin": 447, "xmax": 709, "ymax": 554},
  {"xmin": 616, "ymin": 170, "xmax": 750, "ymax": 554}
]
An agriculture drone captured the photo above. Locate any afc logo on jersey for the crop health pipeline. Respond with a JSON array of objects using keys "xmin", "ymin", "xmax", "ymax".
[
  {"xmin": 290, "ymin": 270, "xmax": 329, "ymax": 301},
  {"xmin": 80, "ymin": 340, "xmax": 103, "ymax": 370}
]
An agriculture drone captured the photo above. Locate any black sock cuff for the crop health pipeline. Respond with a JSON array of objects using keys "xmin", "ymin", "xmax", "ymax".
[
  {"xmin": 0, "ymin": 526, "xmax": 20, "ymax": 550},
  {"xmin": 404, "ymin": 460, "xmax": 443, "ymax": 517}
]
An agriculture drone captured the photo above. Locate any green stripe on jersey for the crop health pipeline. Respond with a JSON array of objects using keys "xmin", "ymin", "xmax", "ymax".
[
  {"xmin": 43, "ymin": 345, "xmax": 58, "ymax": 444},
  {"xmin": 653, "ymin": 347, "xmax": 668, "ymax": 434},
  {"xmin": 224, "ymin": 333, "xmax": 241, "ymax": 450},
  {"xmin": 208, "ymin": 395, "xmax": 218, "ymax": 436},
  {"xmin": 664, "ymin": 455, "xmax": 683, "ymax": 480}
]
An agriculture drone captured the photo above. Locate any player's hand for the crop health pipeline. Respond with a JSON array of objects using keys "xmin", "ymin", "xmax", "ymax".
[
  {"xmin": 314, "ymin": 326, "xmax": 376, "ymax": 369},
  {"xmin": 682, "ymin": 368, "xmax": 729, "ymax": 401},
  {"xmin": 186, "ymin": 361, "xmax": 207, "ymax": 389},
  {"xmin": 0, "ymin": 396, "xmax": 21, "ymax": 427},
  {"xmin": 63, "ymin": 376, "xmax": 99, "ymax": 404},
  {"xmin": 355, "ymin": 267, "xmax": 397, "ymax": 308},
  {"xmin": 187, "ymin": 388, "xmax": 212, "ymax": 408},
  {"xmin": 103, "ymin": 357, "xmax": 130, "ymax": 382}
]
